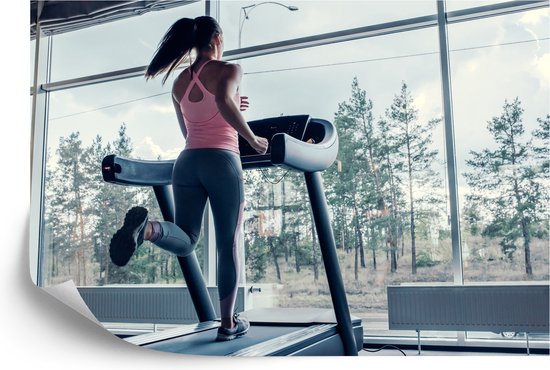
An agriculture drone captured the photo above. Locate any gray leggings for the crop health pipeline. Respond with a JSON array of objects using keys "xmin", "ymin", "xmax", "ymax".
[{"xmin": 151, "ymin": 149, "xmax": 244, "ymax": 320}]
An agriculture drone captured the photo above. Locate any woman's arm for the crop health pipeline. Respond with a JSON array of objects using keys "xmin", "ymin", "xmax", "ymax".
[{"xmin": 215, "ymin": 64, "xmax": 267, "ymax": 154}]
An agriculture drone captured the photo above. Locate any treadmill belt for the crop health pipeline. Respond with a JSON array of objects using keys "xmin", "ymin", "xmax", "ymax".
[{"xmin": 144, "ymin": 325, "xmax": 302, "ymax": 356}]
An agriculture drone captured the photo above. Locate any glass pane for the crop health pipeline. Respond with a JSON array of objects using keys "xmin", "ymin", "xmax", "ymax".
[
  {"xmin": 43, "ymin": 74, "xmax": 195, "ymax": 287},
  {"xmin": 448, "ymin": 7, "xmax": 549, "ymax": 340},
  {"xmin": 445, "ymin": 0, "xmax": 516, "ymax": 12},
  {"xmin": 220, "ymin": 0, "xmax": 436, "ymax": 50},
  {"xmin": 50, "ymin": 1, "xmax": 204, "ymax": 81},
  {"xmin": 240, "ymin": 27, "xmax": 451, "ymax": 340}
]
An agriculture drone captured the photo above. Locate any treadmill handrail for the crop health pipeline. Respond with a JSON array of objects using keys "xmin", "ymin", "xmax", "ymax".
[
  {"xmin": 271, "ymin": 118, "xmax": 338, "ymax": 173},
  {"xmin": 102, "ymin": 154, "xmax": 174, "ymax": 186},
  {"xmin": 101, "ymin": 117, "xmax": 339, "ymax": 186}
]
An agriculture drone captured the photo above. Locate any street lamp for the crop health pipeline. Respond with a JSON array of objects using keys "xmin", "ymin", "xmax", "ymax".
[{"xmin": 238, "ymin": 2, "xmax": 299, "ymax": 49}]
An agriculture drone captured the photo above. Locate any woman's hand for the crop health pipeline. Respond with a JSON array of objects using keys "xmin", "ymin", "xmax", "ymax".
[
  {"xmin": 250, "ymin": 136, "xmax": 269, "ymax": 155},
  {"xmin": 239, "ymin": 96, "xmax": 250, "ymax": 111}
]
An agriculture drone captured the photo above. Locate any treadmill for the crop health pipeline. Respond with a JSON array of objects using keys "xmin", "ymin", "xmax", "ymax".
[{"xmin": 101, "ymin": 115, "xmax": 363, "ymax": 356}]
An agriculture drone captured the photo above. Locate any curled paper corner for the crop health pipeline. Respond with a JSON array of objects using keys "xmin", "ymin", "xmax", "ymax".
[{"xmin": 43, "ymin": 279, "xmax": 102, "ymax": 327}]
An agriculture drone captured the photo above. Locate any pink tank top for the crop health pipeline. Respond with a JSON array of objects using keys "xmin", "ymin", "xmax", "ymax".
[{"xmin": 178, "ymin": 60, "xmax": 240, "ymax": 153}]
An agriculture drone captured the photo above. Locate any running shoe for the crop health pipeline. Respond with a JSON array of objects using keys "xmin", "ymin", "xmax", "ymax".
[
  {"xmin": 216, "ymin": 313, "xmax": 250, "ymax": 341},
  {"xmin": 109, "ymin": 206, "xmax": 148, "ymax": 266}
]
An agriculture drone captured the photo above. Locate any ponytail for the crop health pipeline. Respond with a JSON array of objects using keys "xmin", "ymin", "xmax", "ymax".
[{"xmin": 145, "ymin": 16, "xmax": 222, "ymax": 85}]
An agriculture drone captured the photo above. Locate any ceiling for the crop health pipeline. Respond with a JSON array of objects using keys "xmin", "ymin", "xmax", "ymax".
[{"xmin": 31, "ymin": 0, "xmax": 198, "ymax": 40}]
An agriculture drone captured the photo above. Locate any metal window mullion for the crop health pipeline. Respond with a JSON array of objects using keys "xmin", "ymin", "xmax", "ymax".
[
  {"xmin": 446, "ymin": 0, "xmax": 548, "ymax": 24},
  {"xmin": 205, "ymin": 0, "xmax": 220, "ymax": 20},
  {"xmin": 202, "ymin": 202, "xmax": 217, "ymax": 286},
  {"xmin": 437, "ymin": 0, "xmax": 463, "ymax": 286},
  {"xmin": 201, "ymin": 0, "xmax": 220, "ymax": 288},
  {"xmin": 224, "ymin": 16, "xmax": 438, "ymax": 61},
  {"xmin": 30, "ymin": 26, "xmax": 52, "ymax": 287}
]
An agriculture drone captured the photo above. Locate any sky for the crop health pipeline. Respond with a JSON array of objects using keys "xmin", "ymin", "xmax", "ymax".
[{"xmin": 37, "ymin": 0, "xmax": 549, "ymax": 208}]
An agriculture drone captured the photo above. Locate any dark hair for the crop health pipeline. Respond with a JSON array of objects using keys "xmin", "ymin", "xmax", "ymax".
[{"xmin": 145, "ymin": 16, "xmax": 222, "ymax": 85}]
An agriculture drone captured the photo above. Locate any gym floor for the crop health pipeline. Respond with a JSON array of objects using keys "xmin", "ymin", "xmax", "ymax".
[{"xmin": 358, "ymin": 346, "xmax": 548, "ymax": 356}]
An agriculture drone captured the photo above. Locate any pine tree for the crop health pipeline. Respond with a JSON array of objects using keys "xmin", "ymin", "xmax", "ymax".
[
  {"xmin": 464, "ymin": 98, "xmax": 545, "ymax": 275},
  {"xmin": 385, "ymin": 82, "xmax": 440, "ymax": 274},
  {"xmin": 328, "ymin": 80, "xmax": 371, "ymax": 278},
  {"xmin": 377, "ymin": 118, "xmax": 405, "ymax": 272},
  {"xmin": 51, "ymin": 132, "xmax": 91, "ymax": 285}
]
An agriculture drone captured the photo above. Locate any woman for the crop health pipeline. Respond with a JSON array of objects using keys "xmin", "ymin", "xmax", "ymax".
[{"xmin": 109, "ymin": 16, "xmax": 268, "ymax": 342}]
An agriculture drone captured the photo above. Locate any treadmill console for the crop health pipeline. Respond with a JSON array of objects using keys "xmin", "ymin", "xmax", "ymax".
[{"xmin": 239, "ymin": 114, "xmax": 310, "ymax": 157}]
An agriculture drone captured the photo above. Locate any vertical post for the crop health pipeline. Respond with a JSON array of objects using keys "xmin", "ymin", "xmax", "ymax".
[
  {"xmin": 304, "ymin": 171, "xmax": 357, "ymax": 356},
  {"xmin": 526, "ymin": 333, "xmax": 530, "ymax": 355},
  {"xmin": 205, "ymin": 0, "xmax": 220, "ymax": 20},
  {"xmin": 417, "ymin": 329, "xmax": 421, "ymax": 355},
  {"xmin": 204, "ymin": 0, "xmax": 225, "ymax": 297},
  {"xmin": 153, "ymin": 185, "xmax": 217, "ymax": 322},
  {"xmin": 30, "ymin": 6, "xmax": 52, "ymax": 286},
  {"xmin": 436, "ymin": 0, "xmax": 463, "ymax": 285},
  {"xmin": 202, "ymin": 201, "xmax": 217, "ymax": 286}
]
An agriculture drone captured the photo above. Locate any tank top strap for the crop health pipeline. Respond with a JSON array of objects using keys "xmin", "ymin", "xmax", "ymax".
[
  {"xmin": 183, "ymin": 59, "xmax": 214, "ymax": 99},
  {"xmin": 194, "ymin": 59, "xmax": 213, "ymax": 77}
]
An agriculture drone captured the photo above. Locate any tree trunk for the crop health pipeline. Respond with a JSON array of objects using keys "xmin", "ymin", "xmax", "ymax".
[
  {"xmin": 521, "ymin": 218, "xmax": 533, "ymax": 275},
  {"xmin": 385, "ymin": 150, "xmax": 401, "ymax": 265},
  {"xmin": 353, "ymin": 238, "xmax": 359, "ymax": 281},
  {"xmin": 104, "ymin": 237, "xmax": 109, "ymax": 284},
  {"xmin": 281, "ymin": 183, "xmax": 289, "ymax": 263},
  {"xmin": 293, "ymin": 232, "xmax": 300, "ymax": 273},
  {"xmin": 370, "ymin": 224, "xmax": 377, "ymax": 270},
  {"xmin": 406, "ymin": 138, "xmax": 417, "ymax": 275},
  {"xmin": 391, "ymin": 246, "xmax": 398, "ymax": 273},
  {"xmin": 268, "ymin": 237, "xmax": 281, "ymax": 282},
  {"xmin": 352, "ymin": 199, "xmax": 366, "ymax": 268},
  {"xmin": 340, "ymin": 205, "xmax": 346, "ymax": 251},
  {"xmin": 409, "ymin": 189, "xmax": 416, "ymax": 274},
  {"xmin": 311, "ymin": 214, "xmax": 319, "ymax": 281}
]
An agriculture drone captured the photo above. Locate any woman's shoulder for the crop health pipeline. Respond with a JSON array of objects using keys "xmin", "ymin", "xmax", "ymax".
[
  {"xmin": 213, "ymin": 61, "xmax": 242, "ymax": 77},
  {"xmin": 174, "ymin": 67, "xmax": 191, "ymax": 82}
]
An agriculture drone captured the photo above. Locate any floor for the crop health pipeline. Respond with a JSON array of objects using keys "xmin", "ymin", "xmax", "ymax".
[{"xmin": 359, "ymin": 346, "xmax": 546, "ymax": 356}]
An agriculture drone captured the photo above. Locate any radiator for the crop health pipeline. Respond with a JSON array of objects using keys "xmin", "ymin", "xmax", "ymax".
[
  {"xmin": 387, "ymin": 284, "xmax": 550, "ymax": 333},
  {"xmin": 78, "ymin": 286, "xmax": 246, "ymax": 324}
]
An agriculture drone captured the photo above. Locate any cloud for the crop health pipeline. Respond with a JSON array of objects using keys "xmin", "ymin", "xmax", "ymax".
[
  {"xmin": 518, "ymin": 8, "xmax": 549, "ymax": 26},
  {"xmin": 151, "ymin": 104, "xmax": 174, "ymax": 114},
  {"xmin": 136, "ymin": 136, "xmax": 181, "ymax": 160},
  {"xmin": 534, "ymin": 52, "xmax": 550, "ymax": 84}
]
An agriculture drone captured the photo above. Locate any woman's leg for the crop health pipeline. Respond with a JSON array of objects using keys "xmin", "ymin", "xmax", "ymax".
[
  {"xmin": 110, "ymin": 151, "xmax": 207, "ymax": 264},
  {"xmin": 200, "ymin": 150, "xmax": 245, "ymax": 326},
  {"xmin": 151, "ymin": 150, "xmax": 208, "ymax": 256}
]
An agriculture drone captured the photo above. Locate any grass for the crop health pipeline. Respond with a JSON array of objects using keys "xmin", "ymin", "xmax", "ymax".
[{"xmin": 251, "ymin": 237, "xmax": 549, "ymax": 315}]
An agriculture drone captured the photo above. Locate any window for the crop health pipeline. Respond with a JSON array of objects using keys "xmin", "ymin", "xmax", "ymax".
[
  {"xmin": 448, "ymin": 8, "xmax": 549, "ymax": 341},
  {"xmin": 445, "ymin": 0, "xmax": 516, "ymax": 12},
  {"xmin": 43, "ymin": 75, "xmax": 195, "ymax": 287},
  {"xmin": 220, "ymin": 0, "xmax": 436, "ymax": 50},
  {"xmin": 239, "ymin": 27, "xmax": 451, "ymax": 340},
  {"xmin": 50, "ymin": 1, "xmax": 205, "ymax": 81}
]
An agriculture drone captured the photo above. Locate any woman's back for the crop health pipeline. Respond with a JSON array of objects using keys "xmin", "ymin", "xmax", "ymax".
[{"xmin": 173, "ymin": 60, "xmax": 240, "ymax": 153}]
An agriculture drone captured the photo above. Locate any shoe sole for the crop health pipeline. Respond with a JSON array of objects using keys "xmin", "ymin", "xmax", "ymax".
[
  {"xmin": 216, "ymin": 323, "xmax": 250, "ymax": 342},
  {"xmin": 110, "ymin": 206, "xmax": 148, "ymax": 266},
  {"xmin": 215, "ymin": 328, "xmax": 249, "ymax": 342}
]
